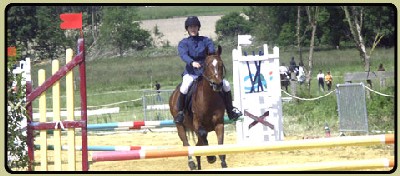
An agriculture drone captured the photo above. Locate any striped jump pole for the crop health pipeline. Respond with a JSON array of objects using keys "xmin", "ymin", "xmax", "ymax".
[
  {"xmin": 204, "ymin": 158, "xmax": 395, "ymax": 171},
  {"xmin": 92, "ymin": 134, "xmax": 394, "ymax": 162},
  {"xmin": 87, "ymin": 116, "xmax": 238, "ymax": 130},
  {"xmin": 87, "ymin": 120, "xmax": 174, "ymax": 130}
]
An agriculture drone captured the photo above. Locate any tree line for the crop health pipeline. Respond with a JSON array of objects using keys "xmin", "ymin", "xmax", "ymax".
[
  {"xmin": 216, "ymin": 5, "xmax": 394, "ymax": 91},
  {"xmin": 7, "ymin": 6, "xmax": 394, "ymax": 61}
]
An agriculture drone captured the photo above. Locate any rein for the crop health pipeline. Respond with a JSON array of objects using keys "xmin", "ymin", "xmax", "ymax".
[{"xmin": 201, "ymin": 55, "xmax": 226, "ymax": 87}]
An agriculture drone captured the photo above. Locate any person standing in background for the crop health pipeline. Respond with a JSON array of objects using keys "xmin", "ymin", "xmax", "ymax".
[
  {"xmin": 377, "ymin": 63, "xmax": 386, "ymax": 87},
  {"xmin": 325, "ymin": 71, "xmax": 333, "ymax": 91},
  {"xmin": 378, "ymin": 63, "xmax": 385, "ymax": 71},
  {"xmin": 317, "ymin": 70, "xmax": 325, "ymax": 92},
  {"xmin": 155, "ymin": 81, "xmax": 162, "ymax": 102}
]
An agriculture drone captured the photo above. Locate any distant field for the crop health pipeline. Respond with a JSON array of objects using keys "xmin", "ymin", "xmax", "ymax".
[
  {"xmin": 140, "ymin": 15, "xmax": 222, "ymax": 46},
  {"xmin": 138, "ymin": 6, "xmax": 249, "ymax": 46},
  {"xmin": 137, "ymin": 6, "xmax": 248, "ymax": 20}
]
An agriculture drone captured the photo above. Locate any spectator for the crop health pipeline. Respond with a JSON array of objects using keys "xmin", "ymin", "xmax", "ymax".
[
  {"xmin": 297, "ymin": 65, "xmax": 305, "ymax": 85},
  {"xmin": 289, "ymin": 57, "xmax": 298, "ymax": 81},
  {"xmin": 317, "ymin": 70, "xmax": 325, "ymax": 92},
  {"xmin": 378, "ymin": 63, "xmax": 385, "ymax": 71},
  {"xmin": 289, "ymin": 56, "xmax": 296, "ymax": 72},
  {"xmin": 325, "ymin": 71, "xmax": 333, "ymax": 91},
  {"xmin": 377, "ymin": 63, "xmax": 386, "ymax": 87},
  {"xmin": 279, "ymin": 63, "xmax": 289, "ymax": 80},
  {"xmin": 155, "ymin": 81, "xmax": 161, "ymax": 101},
  {"xmin": 155, "ymin": 81, "xmax": 161, "ymax": 93}
]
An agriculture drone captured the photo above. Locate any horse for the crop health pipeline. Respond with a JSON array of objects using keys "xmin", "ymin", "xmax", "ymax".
[
  {"xmin": 169, "ymin": 45, "xmax": 227, "ymax": 170},
  {"xmin": 280, "ymin": 70, "xmax": 290, "ymax": 92}
]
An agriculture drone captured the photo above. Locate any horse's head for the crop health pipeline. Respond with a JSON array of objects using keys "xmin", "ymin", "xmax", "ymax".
[{"xmin": 203, "ymin": 45, "xmax": 225, "ymax": 92}]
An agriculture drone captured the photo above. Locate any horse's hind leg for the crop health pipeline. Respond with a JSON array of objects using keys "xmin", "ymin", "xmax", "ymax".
[{"xmin": 215, "ymin": 123, "xmax": 227, "ymax": 168}]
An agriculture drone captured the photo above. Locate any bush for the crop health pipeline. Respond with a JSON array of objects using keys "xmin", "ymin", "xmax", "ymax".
[
  {"xmin": 215, "ymin": 12, "xmax": 252, "ymax": 40},
  {"xmin": 7, "ymin": 57, "xmax": 29, "ymax": 171}
]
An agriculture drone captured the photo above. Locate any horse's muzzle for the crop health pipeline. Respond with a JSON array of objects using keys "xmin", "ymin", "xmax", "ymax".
[{"xmin": 210, "ymin": 82, "xmax": 223, "ymax": 92}]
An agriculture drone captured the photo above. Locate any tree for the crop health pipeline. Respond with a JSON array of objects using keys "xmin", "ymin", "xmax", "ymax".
[
  {"xmin": 304, "ymin": 6, "xmax": 320, "ymax": 93},
  {"xmin": 35, "ymin": 6, "xmax": 69, "ymax": 60},
  {"xmin": 245, "ymin": 6, "xmax": 297, "ymax": 46},
  {"xmin": 323, "ymin": 6, "xmax": 348, "ymax": 48},
  {"xmin": 215, "ymin": 12, "xmax": 251, "ymax": 40},
  {"xmin": 99, "ymin": 6, "xmax": 152, "ymax": 56},
  {"xmin": 362, "ymin": 6, "xmax": 395, "ymax": 47},
  {"xmin": 296, "ymin": 6, "xmax": 303, "ymax": 65},
  {"xmin": 342, "ymin": 6, "xmax": 371, "ymax": 72},
  {"xmin": 7, "ymin": 6, "xmax": 38, "ymax": 59}
]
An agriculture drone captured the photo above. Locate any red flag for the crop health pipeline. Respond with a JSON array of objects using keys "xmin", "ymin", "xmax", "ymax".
[
  {"xmin": 8, "ymin": 46, "xmax": 16, "ymax": 57},
  {"xmin": 60, "ymin": 13, "xmax": 82, "ymax": 29}
]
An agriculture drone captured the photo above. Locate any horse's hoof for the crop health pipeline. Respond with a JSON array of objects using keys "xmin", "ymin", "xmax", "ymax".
[
  {"xmin": 207, "ymin": 156, "xmax": 217, "ymax": 164},
  {"xmin": 188, "ymin": 161, "xmax": 197, "ymax": 170},
  {"xmin": 221, "ymin": 162, "xmax": 227, "ymax": 168}
]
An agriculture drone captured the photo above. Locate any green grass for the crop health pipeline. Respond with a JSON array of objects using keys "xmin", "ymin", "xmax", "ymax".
[{"xmin": 137, "ymin": 6, "xmax": 249, "ymax": 20}]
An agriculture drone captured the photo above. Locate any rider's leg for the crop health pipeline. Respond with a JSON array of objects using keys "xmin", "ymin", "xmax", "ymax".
[
  {"xmin": 221, "ymin": 79, "xmax": 242, "ymax": 121},
  {"xmin": 175, "ymin": 74, "xmax": 195, "ymax": 124}
]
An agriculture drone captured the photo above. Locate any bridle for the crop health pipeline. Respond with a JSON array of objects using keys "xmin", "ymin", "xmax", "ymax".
[{"xmin": 202, "ymin": 54, "xmax": 226, "ymax": 91}]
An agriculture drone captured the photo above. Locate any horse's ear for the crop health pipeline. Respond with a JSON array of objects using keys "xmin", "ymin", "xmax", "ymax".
[{"xmin": 217, "ymin": 45, "xmax": 222, "ymax": 56}]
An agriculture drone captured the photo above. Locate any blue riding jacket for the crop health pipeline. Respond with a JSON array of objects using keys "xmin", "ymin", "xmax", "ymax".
[{"xmin": 178, "ymin": 36, "xmax": 215, "ymax": 76}]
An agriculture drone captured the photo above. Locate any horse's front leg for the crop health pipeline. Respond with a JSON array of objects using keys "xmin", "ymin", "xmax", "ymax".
[
  {"xmin": 194, "ymin": 125, "xmax": 208, "ymax": 170},
  {"xmin": 176, "ymin": 125, "xmax": 196, "ymax": 170},
  {"xmin": 215, "ymin": 123, "xmax": 227, "ymax": 168}
]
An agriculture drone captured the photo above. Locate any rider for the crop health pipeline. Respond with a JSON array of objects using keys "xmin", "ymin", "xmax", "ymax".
[{"xmin": 174, "ymin": 16, "xmax": 242, "ymax": 124}]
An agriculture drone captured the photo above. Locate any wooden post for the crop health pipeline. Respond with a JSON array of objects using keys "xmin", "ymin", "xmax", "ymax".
[
  {"xmin": 52, "ymin": 60, "xmax": 62, "ymax": 170},
  {"xmin": 66, "ymin": 49, "xmax": 76, "ymax": 171},
  {"xmin": 38, "ymin": 69, "xmax": 47, "ymax": 171}
]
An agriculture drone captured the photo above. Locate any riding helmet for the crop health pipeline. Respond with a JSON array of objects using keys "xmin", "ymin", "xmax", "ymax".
[{"xmin": 185, "ymin": 16, "xmax": 201, "ymax": 30}]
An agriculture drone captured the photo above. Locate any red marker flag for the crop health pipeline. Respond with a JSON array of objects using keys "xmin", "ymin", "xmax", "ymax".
[
  {"xmin": 8, "ymin": 46, "xmax": 16, "ymax": 57},
  {"xmin": 60, "ymin": 13, "xmax": 82, "ymax": 29}
]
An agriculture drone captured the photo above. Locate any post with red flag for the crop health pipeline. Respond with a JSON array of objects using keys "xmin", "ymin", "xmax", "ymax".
[
  {"xmin": 60, "ymin": 12, "xmax": 83, "ymax": 37},
  {"xmin": 59, "ymin": 12, "xmax": 88, "ymax": 171}
]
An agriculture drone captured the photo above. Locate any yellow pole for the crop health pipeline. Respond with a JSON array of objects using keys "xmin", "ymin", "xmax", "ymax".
[
  {"xmin": 192, "ymin": 134, "xmax": 394, "ymax": 156},
  {"xmin": 66, "ymin": 49, "xmax": 76, "ymax": 171},
  {"xmin": 38, "ymin": 69, "xmax": 47, "ymax": 171},
  {"xmin": 205, "ymin": 157, "xmax": 395, "ymax": 171},
  {"xmin": 52, "ymin": 60, "xmax": 62, "ymax": 170}
]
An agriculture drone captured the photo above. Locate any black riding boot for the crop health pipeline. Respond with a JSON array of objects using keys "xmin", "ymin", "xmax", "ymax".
[
  {"xmin": 174, "ymin": 93, "xmax": 186, "ymax": 124},
  {"xmin": 223, "ymin": 91, "xmax": 242, "ymax": 121}
]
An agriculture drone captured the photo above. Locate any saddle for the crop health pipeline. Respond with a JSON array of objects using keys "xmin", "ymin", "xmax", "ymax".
[
  {"xmin": 179, "ymin": 76, "xmax": 225, "ymax": 119},
  {"xmin": 180, "ymin": 76, "xmax": 203, "ymax": 119}
]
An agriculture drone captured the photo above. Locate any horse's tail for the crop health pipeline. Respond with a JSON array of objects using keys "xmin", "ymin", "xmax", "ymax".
[{"xmin": 185, "ymin": 127, "xmax": 197, "ymax": 145}]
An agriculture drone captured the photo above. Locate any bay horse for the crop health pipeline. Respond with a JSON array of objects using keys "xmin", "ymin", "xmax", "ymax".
[
  {"xmin": 280, "ymin": 70, "xmax": 290, "ymax": 92},
  {"xmin": 169, "ymin": 45, "xmax": 227, "ymax": 170}
]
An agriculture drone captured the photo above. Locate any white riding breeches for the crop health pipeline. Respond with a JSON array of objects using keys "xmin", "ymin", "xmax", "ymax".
[{"xmin": 180, "ymin": 74, "xmax": 231, "ymax": 94}]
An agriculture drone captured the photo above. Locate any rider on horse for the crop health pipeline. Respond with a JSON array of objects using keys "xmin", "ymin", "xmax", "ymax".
[{"xmin": 174, "ymin": 16, "xmax": 242, "ymax": 124}]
